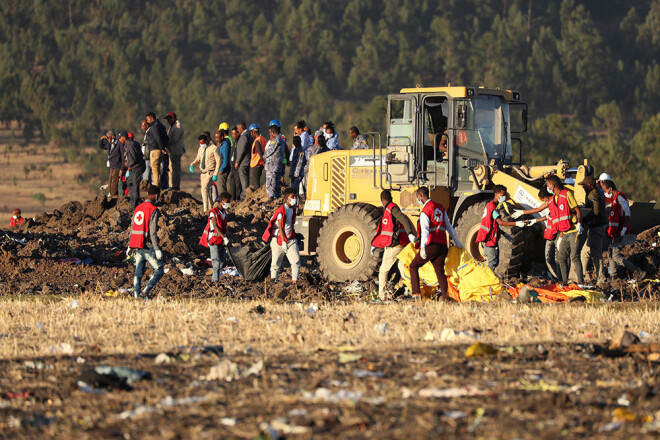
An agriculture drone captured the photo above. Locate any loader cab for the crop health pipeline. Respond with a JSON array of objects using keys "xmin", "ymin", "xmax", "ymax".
[{"xmin": 383, "ymin": 87, "xmax": 526, "ymax": 191}]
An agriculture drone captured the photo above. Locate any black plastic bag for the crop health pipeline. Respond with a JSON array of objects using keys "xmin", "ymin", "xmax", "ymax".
[{"xmin": 228, "ymin": 242, "xmax": 272, "ymax": 281}]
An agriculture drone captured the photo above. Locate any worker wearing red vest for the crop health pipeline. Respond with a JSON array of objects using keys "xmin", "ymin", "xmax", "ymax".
[
  {"xmin": 263, "ymin": 188, "xmax": 301, "ymax": 284},
  {"xmin": 128, "ymin": 185, "xmax": 164, "ymax": 299},
  {"xmin": 249, "ymin": 124, "xmax": 266, "ymax": 190},
  {"xmin": 475, "ymin": 185, "xmax": 529, "ymax": 272},
  {"xmin": 200, "ymin": 192, "xmax": 231, "ymax": 282},
  {"xmin": 370, "ymin": 190, "xmax": 416, "ymax": 300},
  {"xmin": 602, "ymin": 180, "xmax": 644, "ymax": 279},
  {"xmin": 546, "ymin": 175, "xmax": 584, "ymax": 284},
  {"xmin": 409, "ymin": 187, "xmax": 463, "ymax": 300},
  {"xmin": 9, "ymin": 209, "xmax": 24, "ymax": 227},
  {"xmin": 511, "ymin": 188, "xmax": 560, "ymax": 280}
]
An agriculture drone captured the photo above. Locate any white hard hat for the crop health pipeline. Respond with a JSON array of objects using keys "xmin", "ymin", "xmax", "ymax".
[{"xmin": 598, "ymin": 173, "xmax": 611, "ymax": 181}]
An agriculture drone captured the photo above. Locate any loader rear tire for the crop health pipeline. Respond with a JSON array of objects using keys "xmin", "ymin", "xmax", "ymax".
[
  {"xmin": 317, "ymin": 203, "xmax": 381, "ymax": 282},
  {"xmin": 453, "ymin": 200, "xmax": 526, "ymax": 277}
]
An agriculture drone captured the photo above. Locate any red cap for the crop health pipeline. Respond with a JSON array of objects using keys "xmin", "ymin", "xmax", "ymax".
[
  {"xmin": 127, "ymin": 132, "xmax": 134, "ymax": 139},
  {"xmin": 166, "ymin": 112, "xmax": 176, "ymax": 120}
]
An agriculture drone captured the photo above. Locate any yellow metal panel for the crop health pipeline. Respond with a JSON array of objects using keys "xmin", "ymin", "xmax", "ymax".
[{"xmin": 398, "ymin": 86, "xmax": 515, "ymax": 101}]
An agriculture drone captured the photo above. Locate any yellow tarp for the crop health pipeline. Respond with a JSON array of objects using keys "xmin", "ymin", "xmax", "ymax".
[{"xmin": 397, "ymin": 244, "xmax": 504, "ymax": 302}]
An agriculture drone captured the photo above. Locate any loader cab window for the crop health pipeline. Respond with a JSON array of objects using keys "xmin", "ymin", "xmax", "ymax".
[
  {"xmin": 388, "ymin": 99, "xmax": 414, "ymax": 146},
  {"xmin": 423, "ymin": 97, "xmax": 449, "ymax": 153},
  {"xmin": 473, "ymin": 95, "xmax": 511, "ymax": 161}
]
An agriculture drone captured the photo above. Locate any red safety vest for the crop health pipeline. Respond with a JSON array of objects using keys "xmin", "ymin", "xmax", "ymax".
[
  {"xmin": 250, "ymin": 136, "xmax": 266, "ymax": 168},
  {"xmin": 371, "ymin": 202, "xmax": 410, "ymax": 248},
  {"xmin": 9, "ymin": 216, "xmax": 24, "ymax": 227},
  {"xmin": 475, "ymin": 200, "xmax": 499, "ymax": 247},
  {"xmin": 543, "ymin": 203, "xmax": 558, "ymax": 240},
  {"xmin": 549, "ymin": 189, "xmax": 572, "ymax": 232},
  {"xmin": 128, "ymin": 201, "xmax": 158, "ymax": 249},
  {"xmin": 262, "ymin": 204, "xmax": 296, "ymax": 245},
  {"xmin": 607, "ymin": 191, "xmax": 628, "ymax": 238},
  {"xmin": 416, "ymin": 200, "xmax": 447, "ymax": 246},
  {"xmin": 200, "ymin": 207, "xmax": 227, "ymax": 247}
]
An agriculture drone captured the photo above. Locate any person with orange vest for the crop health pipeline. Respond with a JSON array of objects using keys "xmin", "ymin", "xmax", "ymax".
[
  {"xmin": 200, "ymin": 192, "xmax": 231, "ymax": 282},
  {"xmin": 544, "ymin": 175, "xmax": 585, "ymax": 284},
  {"xmin": 371, "ymin": 190, "xmax": 416, "ymax": 300},
  {"xmin": 128, "ymin": 185, "xmax": 164, "ymax": 299},
  {"xmin": 602, "ymin": 180, "xmax": 644, "ymax": 279},
  {"xmin": 513, "ymin": 188, "xmax": 560, "ymax": 280},
  {"xmin": 262, "ymin": 187, "xmax": 301, "ymax": 285},
  {"xmin": 409, "ymin": 187, "xmax": 463, "ymax": 300},
  {"xmin": 249, "ymin": 124, "xmax": 266, "ymax": 189},
  {"xmin": 9, "ymin": 209, "xmax": 24, "ymax": 227},
  {"xmin": 475, "ymin": 185, "xmax": 528, "ymax": 272}
]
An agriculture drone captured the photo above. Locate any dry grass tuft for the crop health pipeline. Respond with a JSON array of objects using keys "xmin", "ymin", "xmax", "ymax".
[{"xmin": 0, "ymin": 296, "xmax": 658, "ymax": 360}]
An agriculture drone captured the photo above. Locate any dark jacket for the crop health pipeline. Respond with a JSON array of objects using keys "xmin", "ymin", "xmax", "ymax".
[
  {"xmin": 235, "ymin": 130, "xmax": 251, "ymax": 168},
  {"xmin": 584, "ymin": 188, "xmax": 608, "ymax": 227},
  {"xmin": 145, "ymin": 119, "xmax": 169, "ymax": 152},
  {"xmin": 125, "ymin": 140, "xmax": 145, "ymax": 171},
  {"xmin": 99, "ymin": 138, "xmax": 124, "ymax": 169},
  {"xmin": 289, "ymin": 146, "xmax": 306, "ymax": 179}
]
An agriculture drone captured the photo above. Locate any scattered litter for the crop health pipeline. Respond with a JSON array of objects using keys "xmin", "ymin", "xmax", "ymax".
[
  {"xmin": 226, "ymin": 316, "xmax": 240, "ymax": 323},
  {"xmin": 617, "ymin": 394, "xmax": 631, "ymax": 407},
  {"xmin": 639, "ymin": 331, "xmax": 651, "ymax": 341},
  {"xmin": 439, "ymin": 328, "xmax": 479, "ymax": 341},
  {"xmin": 76, "ymin": 356, "xmax": 86, "ymax": 364},
  {"xmin": 600, "ymin": 421, "xmax": 622, "ymax": 432},
  {"xmin": 518, "ymin": 379, "xmax": 563, "ymax": 392},
  {"xmin": 468, "ymin": 408, "xmax": 485, "ymax": 432},
  {"xmin": 35, "ymin": 322, "xmax": 44, "ymax": 331},
  {"xmin": 48, "ymin": 342, "xmax": 73, "ymax": 356},
  {"xmin": 608, "ymin": 330, "xmax": 640, "ymax": 351},
  {"xmin": 262, "ymin": 419, "xmax": 312, "ymax": 436},
  {"xmin": 20, "ymin": 415, "xmax": 56, "ymax": 428},
  {"xmin": 373, "ymin": 323, "xmax": 388, "ymax": 335},
  {"xmin": 424, "ymin": 331, "xmax": 435, "ymax": 341},
  {"xmin": 344, "ymin": 280, "xmax": 364, "ymax": 294},
  {"xmin": 180, "ymin": 267, "xmax": 194, "ymax": 275},
  {"xmin": 154, "ymin": 353, "xmax": 172, "ymax": 364},
  {"xmin": 338, "ymin": 353, "xmax": 360, "ymax": 364},
  {"xmin": 221, "ymin": 266, "xmax": 239, "ymax": 277},
  {"xmin": 78, "ymin": 365, "xmax": 152, "ymax": 391},
  {"xmin": 444, "ymin": 411, "xmax": 467, "ymax": 419},
  {"xmin": 117, "ymin": 395, "xmax": 209, "ymax": 420},
  {"xmin": 220, "ymin": 417, "xmax": 237, "ymax": 426},
  {"xmin": 200, "ymin": 359, "xmax": 263, "ymax": 382},
  {"xmin": 465, "ymin": 342, "xmax": 497, "ymax": 357},
  {"xmin": 104, "ymin": 290, "xmax": 120, "ymax": 297},
  {"xmin": 250, "ymin": 305, "xmax": 266, "ymax": 314},
  {"xmin": 413, "ymin": 370, "xmax": 438, "ymax": 381},
  {"xmin": 69, "ymin": 299, "xmax": 79, "ymax": 309},
  {"xmin": 288, "ymin": 409, "xmax": 308, "ymax": 417},
  {"xmin": 77, "ymin": 381, "xmax": 107, "ymax": 394},
  {"xmin": 23, "ymin": 361, "xmax": 51, "ymax": 370},
  {"xmin": 306, "ymin": 303, "xmax": 319, "ymax": 317},
  {"xmin": 401, "ymin": 387, "xmax": 414, "ymax": 399},
  {"xmin": 418, "ymin": 386, "xmax": 487, "ymax": 398},
  {"xmin": 302, "ymin": 387, "xmax": 364, "ymax": 403},
  {"xmin": 4, "ymin": 391, "xmax": 29, "ymax": 399},
  {"xmin": 353, "ymin": 370, "xmax": 384, "ymax": 378}
]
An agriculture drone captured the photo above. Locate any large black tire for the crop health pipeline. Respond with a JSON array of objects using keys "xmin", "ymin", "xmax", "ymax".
[
  {"xmin": 317, "ymin": 203, "xmax": 381, "ymax": 282},
  {"xmin": 453, "ymin": 200, "xmax": 526, "ymax": 277}
]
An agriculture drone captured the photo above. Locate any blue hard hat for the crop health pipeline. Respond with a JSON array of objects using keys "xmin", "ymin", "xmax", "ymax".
[
  {"xmin": 269, "ymin": 119, "xmax": 281, "ymax": 128},
  {"xmin": 249, "ymin": 123, "xmax": 259, "ymax": 131}
]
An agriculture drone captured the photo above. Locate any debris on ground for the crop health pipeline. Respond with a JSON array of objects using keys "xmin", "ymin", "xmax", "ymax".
[{"xmin": 77, "ymin": 365, "xmax": 152, "ymax": 391}]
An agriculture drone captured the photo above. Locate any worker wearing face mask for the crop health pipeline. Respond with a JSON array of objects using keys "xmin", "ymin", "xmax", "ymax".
[
  {"xmin": 409, "ymin": 187, "xmax": 463, "ymax": 300},
  {"xmin": 476, "ymin": 185, "xmax": 528, "ymax": 272},
  {"xmin": 370, "ymin": 190, "xmax": 416, "ymax": 301},
  {"xmin": 602, "ymin": 180, "xmax": 645, "ymax": 279},
  {"xmin": 9, "ymin": 208, "xmax": 25, "ymax": 227},
  {"xmin": 262, "ymin": 187, "xmax": 301, "ymax": 286},
  {"xmin": 190, "ymin": 134, "xmax": 221, "ymax": 213},
  {"xmin": 200, "ymin": 192, "xmax": 232, "ymax": 283}
]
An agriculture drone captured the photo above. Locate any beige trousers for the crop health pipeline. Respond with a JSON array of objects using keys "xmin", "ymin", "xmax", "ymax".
[
  {"xmin": 378, "ymin": 245, "xmax": 403, "ymax": 299},
  {"xmin": 150, "ymin": 150, "xmax": 163, "ymax": 187},
  {"xmin": 200, "ymin": 172, "xmax": 213, "ymax": 212},
  {"xmin": 270, "ymin": 238, "xmax": 301, "ymax": 281}
]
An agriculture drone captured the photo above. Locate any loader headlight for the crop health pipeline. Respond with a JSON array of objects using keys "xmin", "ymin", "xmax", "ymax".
[{"xmin": 513, "ymin": 92, "xmax": 520, "ymax": 100}]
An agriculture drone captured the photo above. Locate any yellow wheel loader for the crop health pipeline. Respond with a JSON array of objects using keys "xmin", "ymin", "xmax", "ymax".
[{"xmin": 295, "ymin": 86, "xmax": 658, "ymax": 281}]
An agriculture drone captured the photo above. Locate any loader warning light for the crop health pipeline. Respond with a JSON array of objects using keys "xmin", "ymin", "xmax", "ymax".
[
  {"xmin": 513, "ymin": 92, "xmax": 521, "ymax": 100},
  {"xmin": 467, "ymin": 88, "xmax": 475, "ymax": 97}
]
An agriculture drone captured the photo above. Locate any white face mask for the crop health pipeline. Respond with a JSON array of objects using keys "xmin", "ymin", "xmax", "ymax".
[
  {"xmin": 417, "ymin": 197, "xmax": 423, "ymax": 206},
  {"xmin": 604, "ymin": 191, "xmax": 612, "ymax": 198},
  {"xmin": 324, "ymin": 132, "xmax": 332, "ymax": 140},
  {"xmin": 547, "ymin": 186, "xmax": 553, "ymax": 194},
  {"xmin": 498, "ymin": 195, "xmax": 506, "ymax": 203},
  {"xmin": 289, "ymin": 198, "xmax": 297, "ymax": 206},
  {"xmin": 222, "ymin": 202, "xmax": 230, "ymax": 210},
  {"xmin": 12, "ymin": 215, "xmax": 17, "ymax": 219}
]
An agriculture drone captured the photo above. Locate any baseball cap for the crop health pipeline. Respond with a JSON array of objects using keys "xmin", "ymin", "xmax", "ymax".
[
  {"xmin": 165, "ymin": 112, "xmax": 176, "ymax": 120},
  {"xmin": 598, "ymin": 173, "xmax": 611, "ymax": 181}
]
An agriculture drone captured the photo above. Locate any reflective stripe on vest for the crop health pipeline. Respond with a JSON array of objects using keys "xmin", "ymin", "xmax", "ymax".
[{"xmin": 550, "ymin": 190, "xmax": 572, "ymax": 232}]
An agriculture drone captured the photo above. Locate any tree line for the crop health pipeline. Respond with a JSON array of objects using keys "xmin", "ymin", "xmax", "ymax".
[{"xmin": 1, "ymin": 0, "xmax": 658, "ymax": 201}]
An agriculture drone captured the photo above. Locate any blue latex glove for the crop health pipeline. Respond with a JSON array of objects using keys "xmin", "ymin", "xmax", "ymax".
[
  {"xmin": 189, "ymin": 165, "xmax": 194, "ymax": 173},
  {"xmin": 212, "ymin": 175, "xmax": 218, "ymax": 182},
  {"xmin": 125, "ymin": 170, "xmax": 130, "ymax": 178}
]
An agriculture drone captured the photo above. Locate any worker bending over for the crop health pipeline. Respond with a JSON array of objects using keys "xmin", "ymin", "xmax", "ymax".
[
  {"xmin": 263, "ymin": 188, "xmax": 301, "ymax": 285},
  {"xmin": 128, "ymin": 185, "xmax": 164, "ymax": 299},
  {"xmin": 371, "ymin": 190, "xmax": 416, "ymax": 301},
  {"xmin": 409, "ymin": 187, "xmax": 462, "ymax": 300},
  {"xmin": 476, "ymin": 185, "xmax": 528, "ymax": 272}
]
